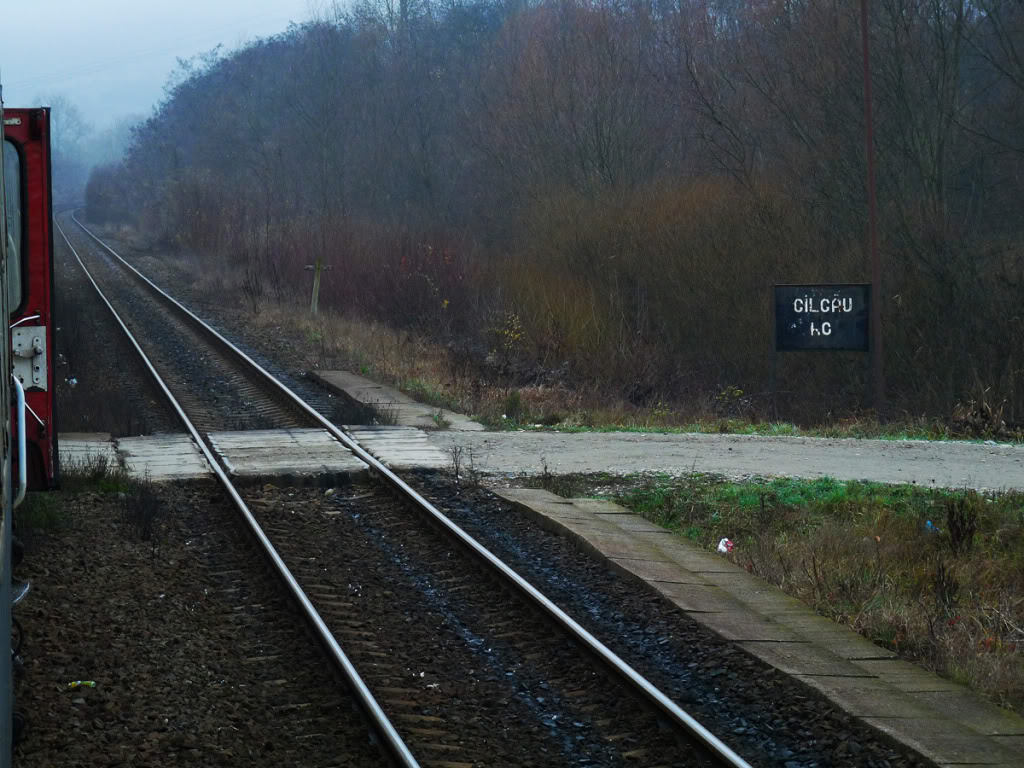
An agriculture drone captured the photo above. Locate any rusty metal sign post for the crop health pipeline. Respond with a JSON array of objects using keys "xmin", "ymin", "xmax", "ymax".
[
  {"xmin": 861, "ymin": 0, "xmax": 884, "ymax": 409},
  {"xmin": 772, "ymin": 3, "xmax": 883, "ymax": 416}
]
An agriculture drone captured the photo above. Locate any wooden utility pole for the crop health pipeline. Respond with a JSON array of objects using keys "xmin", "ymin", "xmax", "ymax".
[{"xmin": 860, "ymin": 0, "xmax": 885, "ymax": 410}]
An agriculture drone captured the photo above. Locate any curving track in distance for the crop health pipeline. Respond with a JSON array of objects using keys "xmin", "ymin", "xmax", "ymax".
[{"xmin": 57, "ymin": 211, "xmax": 753, "ymax": 768}]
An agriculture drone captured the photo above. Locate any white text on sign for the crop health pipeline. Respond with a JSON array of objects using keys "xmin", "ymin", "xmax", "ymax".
[
  {"xmin": 792, "ymin": 297, "xmax": 855, "ymax": 314},
  {"xmin": 793, "ymin": 296, "xmax": 856, "ymax": 336}
]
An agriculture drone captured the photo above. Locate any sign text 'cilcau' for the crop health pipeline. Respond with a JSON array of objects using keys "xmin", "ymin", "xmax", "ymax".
[{"xmin": 774, "ymin": 285, "xmax": 870, "ymax": 351}]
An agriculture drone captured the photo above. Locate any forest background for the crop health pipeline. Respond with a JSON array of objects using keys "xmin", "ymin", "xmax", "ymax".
[{"xmin": 84, "ymin": 0, "xmax": 1024, "ymax": 429}]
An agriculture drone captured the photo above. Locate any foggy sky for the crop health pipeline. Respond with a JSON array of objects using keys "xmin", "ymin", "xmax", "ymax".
[{"xmin": 3, "ymin": 0, "xmax": 314, "ymax": 128}]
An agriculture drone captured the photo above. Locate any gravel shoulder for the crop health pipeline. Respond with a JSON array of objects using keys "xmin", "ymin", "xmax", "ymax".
[{"xmin": 427, "ymin": 430, "xmax": 1024, "ymax": 491}]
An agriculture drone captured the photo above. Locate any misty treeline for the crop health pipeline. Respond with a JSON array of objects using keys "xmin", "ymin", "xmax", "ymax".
[
  {"xmin": 87, "ymin": 0, "xmax": 1024, "ymax": 424},
  {"xmin": 38, "ymin": 94, "xmax": 135, "ymax": 205}
]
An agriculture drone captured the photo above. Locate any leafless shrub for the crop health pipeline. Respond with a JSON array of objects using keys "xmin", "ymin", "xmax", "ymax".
[
  {"xmin": 77, "ymin": 452, "xmax": 108, "ymax": 481},
  {"xmin": 241, "ymin": 267, "xmax": 265, "ymax": 315},
  {"xmin": 462, "ymin": 448, "xmax": 481, "ymax": 490},
  {"xmin": 59, "ymin": 451, "xmax": 123, "ymax": 489},
  {"xmin": 755, "ymin": 491, "xmax": 774, "ymax": 531},
  {"xmin": 926, "ymin": 561, "xmax": 961, "ymax": 643},
  {"xmin": 368, "ymin": 400, "xmax": 398, "ymax": 426},
  {"xmin": 952, "ymin": 390, "xmax": 1007, "ymax": 437},
  {"xmin": 118, "ymin": 478, "xmax": 164, "ymax": 545},
  {"xmin": 945, "ymin": 493, "xmax": 979, "ymax": 557},
  {"xmin": 448, "ymin": 444, "xmax": 464, "ymax": 487}
]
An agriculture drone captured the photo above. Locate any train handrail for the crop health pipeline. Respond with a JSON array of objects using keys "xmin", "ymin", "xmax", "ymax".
[{"xmin": 12, "ymin": 374, "xmax": 26, "ymax": 508}]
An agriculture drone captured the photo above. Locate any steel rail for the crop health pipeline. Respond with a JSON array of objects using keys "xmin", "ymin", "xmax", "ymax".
[
  {"xmin": 56, "ymin": 218, "xmax": 421, "ymax": 768},
  {"xmin": 71, "ymin": 211, "xmax": 753, "ymax": 768}
]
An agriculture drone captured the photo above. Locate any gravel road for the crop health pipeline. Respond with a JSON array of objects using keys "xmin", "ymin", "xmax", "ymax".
[{"xmin": 428, "ymin": 430, "xmax": 1024, "ymax": 490}]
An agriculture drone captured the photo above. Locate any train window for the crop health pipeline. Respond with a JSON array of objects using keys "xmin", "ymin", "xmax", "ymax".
[{"xmin": 3, "ymin": 139, "xmax": 22, "ymax": 312}]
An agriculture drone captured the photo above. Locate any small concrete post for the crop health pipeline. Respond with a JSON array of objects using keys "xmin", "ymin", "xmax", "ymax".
[
  {"xmin": 310, "ymin": 259, "xmax": 322, "ymax": 315},
  {"xmin": 305, "ymin": 261, "xmax": 333, "ymax": 315}
]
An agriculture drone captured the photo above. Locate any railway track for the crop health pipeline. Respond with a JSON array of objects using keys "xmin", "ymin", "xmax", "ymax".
[{"xmin": 56, "ymin": 211, "xmax": 752, "ymax": 768}]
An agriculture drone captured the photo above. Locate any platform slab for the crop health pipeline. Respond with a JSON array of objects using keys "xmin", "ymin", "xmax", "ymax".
[
  {"xmin": 312, "ymin": 370, "xmax": 484, "ymax": 431},
  {"xmin": 207, "ymin": 428, "xmax": 368, "ymax": 485},
  {"xmin": 491, "ymin": 486, "xmax": 1024, "ymax": 768},
  {"xmin": 346, "ymin": 425, "xmax": 451, "ymax": 470},
  {"xmin": 117, "ymin": 434, "xmax": 211, "ymax": 480}
]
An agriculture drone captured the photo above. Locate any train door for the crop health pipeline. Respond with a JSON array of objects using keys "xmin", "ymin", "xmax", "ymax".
[{"xmin": 3, "ymin": 108, "xmax": 56, "ymax": 490}]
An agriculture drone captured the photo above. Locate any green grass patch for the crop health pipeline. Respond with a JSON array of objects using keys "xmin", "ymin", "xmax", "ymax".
[
  {"xmin": 399, "ymin": 377, "xmax": 460, "ymax": 412},
  {"xmin": 610, "ymin": 474, "xmax": 1003, "ymax": 543}
]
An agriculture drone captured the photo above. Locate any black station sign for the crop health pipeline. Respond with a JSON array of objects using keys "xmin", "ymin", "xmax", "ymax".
[{"xmin": 774, "ymin": 284, "xmax": 870, "ymax": 351}]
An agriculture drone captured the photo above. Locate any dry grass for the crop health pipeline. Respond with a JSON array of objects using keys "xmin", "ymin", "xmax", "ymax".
[
  {"xmin": 102, "ymin": 173, "xmax": 1024, "ymax": 439},
  {"xmin": 109, "ymin": 240, "xmax": 1011, "ymax": 441}
]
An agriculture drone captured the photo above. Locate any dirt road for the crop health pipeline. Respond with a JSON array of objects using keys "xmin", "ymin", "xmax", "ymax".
[{"xmin": 428, "ymin": 430, "xmax": 1024, "ymax": 490}]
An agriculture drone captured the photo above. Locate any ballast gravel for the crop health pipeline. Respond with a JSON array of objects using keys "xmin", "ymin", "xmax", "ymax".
[
  {"xmin": 13, "ymin": 484, "xmax": 382, "ymax": 767},
  {"xmin": 407, "ymin": 471, "xmax": 932, "ymax": 768}
]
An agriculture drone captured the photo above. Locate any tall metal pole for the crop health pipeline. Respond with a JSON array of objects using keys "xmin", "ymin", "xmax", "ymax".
[{"xmin": 861, "ymin": 0, "xmax": 885, "ymax": 409}]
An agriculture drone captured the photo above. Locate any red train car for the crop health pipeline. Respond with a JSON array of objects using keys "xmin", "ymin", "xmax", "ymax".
[{"xmin": 3, "ymin": 108, "xmax": 57, "ymax": 490}]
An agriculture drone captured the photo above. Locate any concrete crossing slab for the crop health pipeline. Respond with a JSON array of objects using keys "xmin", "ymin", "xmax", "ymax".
[
  {"xmin": 207, "ymin": 427, "xmax": 368, "ymax": 485},
  {"xmin": 118, "ymin": 434, "xmax": 210, "ymax": 481},
  {"xmin": 60, "ymin": 428, "xmax": 373, "ymax": 484},
  {"xmin": 59, "ymin": 433, "xmax": 119, "ymax": 472},
  {"xmin": 345, "ymin": 425, "xmax": 451, "ymax": 470}
]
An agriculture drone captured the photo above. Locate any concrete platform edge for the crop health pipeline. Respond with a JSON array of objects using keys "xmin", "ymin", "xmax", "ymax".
[
  {"xmin": 310, "ymin": 369, "xmax": 484, "ymax": 431},
  {"xmin": 491, "ymin": 486, "xmax": 1023, "ymax": 768}
]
